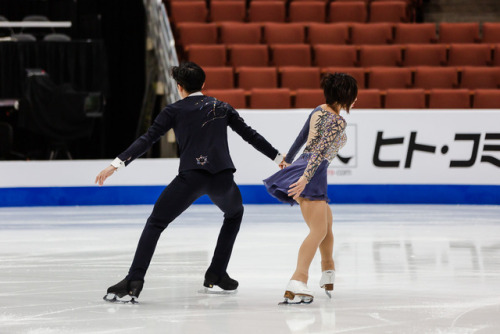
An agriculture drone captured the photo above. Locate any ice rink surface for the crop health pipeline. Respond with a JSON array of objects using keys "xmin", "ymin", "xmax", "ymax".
[{"xmin": 1, "ymin": 204, "xmax": 500, "ymax": 334}]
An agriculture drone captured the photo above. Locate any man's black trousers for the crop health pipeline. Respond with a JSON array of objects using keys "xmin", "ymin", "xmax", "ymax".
[{"xmin": 126, "ymin": 169, "xmax": 244, "ymax": 281}]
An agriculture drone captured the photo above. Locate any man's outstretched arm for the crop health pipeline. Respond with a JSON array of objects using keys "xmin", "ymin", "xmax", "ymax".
[{"xmin": 227, "ymin": 107, "xmax": 283, "ymax": 165}]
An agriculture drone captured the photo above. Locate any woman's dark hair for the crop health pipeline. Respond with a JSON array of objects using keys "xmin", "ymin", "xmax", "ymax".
[
  {"xmin": 171, "ymin": 62, "xmax": 206, "ymax": 93},
  {"xmin": 321, "ymin": 72, "xmax": 358, "ymax": 113}
]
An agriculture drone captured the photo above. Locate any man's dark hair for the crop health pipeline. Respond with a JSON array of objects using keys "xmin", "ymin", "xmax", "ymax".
[
  {"xmin": 171, "ymin": 62, "xmax": 206, "ymax": 93},
  {"xmin": 321, "ymin": 72, "xmax": 358, "ymax": 113}
]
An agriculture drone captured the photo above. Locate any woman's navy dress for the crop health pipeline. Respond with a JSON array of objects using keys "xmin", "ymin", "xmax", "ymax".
[{"xmin": 263, "ymin": 106, "xmax": 347, "ymax": 205}]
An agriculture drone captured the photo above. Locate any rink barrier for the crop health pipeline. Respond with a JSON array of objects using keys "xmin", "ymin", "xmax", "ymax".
[
  {"xmin": 0, "ymin": 184, "xmax": 499, "ymax": 207},
  {"xmin": 2, "ymin": 109, "xmax": 499, "ymax": 206}
]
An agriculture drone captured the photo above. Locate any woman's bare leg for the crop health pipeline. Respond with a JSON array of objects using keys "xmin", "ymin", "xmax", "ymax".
[
  {"xmin": 291, "ymin": 198, "xmax": 329, "ymax": 283},
  {"xmin": 319, "ymin": 205, "xmax": 335, "ymax": 271}
]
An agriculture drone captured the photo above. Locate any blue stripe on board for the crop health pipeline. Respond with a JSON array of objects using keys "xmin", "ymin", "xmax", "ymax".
[{"xmin": 0, "ymin": 184, "xmax": 499, "ymax": 207}]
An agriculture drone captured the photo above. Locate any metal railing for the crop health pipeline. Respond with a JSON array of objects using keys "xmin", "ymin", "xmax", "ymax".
[{"xmin": 143, "ymin": 0, "xmax": 179, "ymax": 104}]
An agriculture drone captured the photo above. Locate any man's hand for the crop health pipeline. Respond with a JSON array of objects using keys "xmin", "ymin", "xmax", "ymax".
[
  {"xmin": 279, "ymin": 155, "xmax": 290, "ymax": 170},
  {"xmin": 279, "ymin": 160, "xmax": 291, "ymax": 169},
  {"xmin": 95, "ymin": 165, "xmax": 117, "ymax": 186},
  {"xmin": 288, "ymin": 175, "xmax": 307, "ymax": 201}
]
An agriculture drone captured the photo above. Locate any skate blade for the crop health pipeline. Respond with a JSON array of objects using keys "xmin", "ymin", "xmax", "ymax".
[
  {"xmin": 279, "ymin": 291, "xmax": 313, "ymax": 305},
  {"xmin": 279, "ymin": 297, "xmax": 314, "ymax": 305},
  {"xmin": 103, "ymin": 293, "xmax": 139, "ymax": 304},
  {"xmin": 198, "ymin": 287, "xmax": 238, "ymax": 295},
  {"xmin": 321, "ymin": 283, "xmax": 334, "ymax": 299}
]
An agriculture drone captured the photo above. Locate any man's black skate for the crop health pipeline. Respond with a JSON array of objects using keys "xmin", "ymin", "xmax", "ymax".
[
  {"xmin": 200, "ymin": 272, "xmax": 238, "ymax": 294},
  {"xmin": 103, "ymin": 278, "xmax": 143, "ymax": 304}
]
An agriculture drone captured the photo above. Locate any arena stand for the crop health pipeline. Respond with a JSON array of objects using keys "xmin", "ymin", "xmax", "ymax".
[{"xmin": 164, "ymin": 0, "xmax": 500, "ymax": 109}]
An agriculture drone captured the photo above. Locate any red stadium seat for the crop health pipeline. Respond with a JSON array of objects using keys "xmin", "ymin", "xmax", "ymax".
[
  {"xmin": 438, "ymin": 23, "xmax": 480, "ymax": 44},
  {"xmin": 351, "ymin": 23, "xmax": 393, "ymax": 45},
  {"xmin": 220, "ymin": 23, "xmax": 262, "ymax": 44},
  {"xmin": 370, "ymin": 1, "xmax": 409, "ymax": 23},
  {"xmin": 403, "ymin": 44, "xmax": 447, "ymax": 66},
  {"xmin": 308, "ymin": 23, "xmax": 349, "ymax": 45},
  {"xmin": 271, "ymin": 44, "xmax": 312, "ymax": 66},
  {"xmin": 249, "ymin": 1, "xmax": 286, "ymax": 23},
  {"xmin": 473, "ymin": 89, "xmax": 500, "ymax": 108},
  {"xmin": 368, "ymin": 67, "xmax": 412, "ymax": 89},
  {"xmin": 229, "ymin": 44, "xmax": 269, "ymax": 67},
  {"xmin": 176, "ymin": 23, "xmax": 217, "ymax": 48},
  {"xmin": 203, "ymin": 67, "xmax": 234, "ymax": 90},
  {"xmin": 204, "ymin": 89, "xmax": 246, "ymax": 109},
  {"xmin": 321, "ymin": 67, "xmax": 366, "ymax": 88},
  {"xmin": 170, "ymin": 1, "xmax": 208, "ymax": 24},
  {"xmin": 394, "ymin": 23, "xmax": 437, "ymax": 44},
  {"xmin": 355, "ymin": 89, "xmax": 382, "ymax": 108},
  {"xmin": 289, "ymin": 1, "xmax": 327, "ymax": 23},
  {"xmin": 280, "ymin": 67, "xmax": 321, "ymax": 90},
  {"xmin": 314, "ymin": 45, "xmax": 357, "ymax": 67},
  {"xmin": 482, "ymin": 23, "xmax": 500, "ymax": 44},
  {"xmin": 494, "ymin": 45, "xmax": 500, "ymax": 66},
  {"xmin": 264, "ymin": 23, "xmax": 306, "ymax": 44},
  {"xmin": 460, "ymin": 67, "xmax": 500, "ymax": 89},
  {"xmin": 385, "ymin": 89, "xmax": 426, "ymax": 108},
  {"xmin": 448, "ymin": 44, "xmax": 492, "ymax": 66},
  {"xmin": 188, "ymin": 45, "xmax": 227, "ymax": 66},
  {"xmin": 329, "ymin": 2, "xmax": 368, "ymax": 23},
  {"xmin": 238, "ymin": 67, "xmax": 278, "ymax": 90},
  {"xmin": 413, "ymin": 67, "xmax": 458, "ymax": 89},
  {"xmin": 250, "ymin": 88, "xmax": 291, "ymax": 108},
  {"xmin": 210, "ymin": 1, "xmax": 246, "ymax": 22},
  {"xmin": 295, "ymin": 89, "xmax": 324, "ymax": 108},
  {"xmin": 359, "ymin": 45, "xmax": 403, "ymax": 67},
  {"xmin": 429, "ymin": 89, "xmax": 471, "ymax": 108}
]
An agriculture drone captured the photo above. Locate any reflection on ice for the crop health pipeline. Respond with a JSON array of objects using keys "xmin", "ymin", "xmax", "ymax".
[{"xmin": 0, "ymin": 205, "xmax": 499, "ymax": 333}]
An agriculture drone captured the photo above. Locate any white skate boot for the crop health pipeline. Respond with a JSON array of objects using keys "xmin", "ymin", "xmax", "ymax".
[
  {"xmin": 319, "ymin": 270, "xmax": 335, "ymax": 298},
  {"xmin": 279, "ymin": 280, "xmax": 314, "ymax": 305}
]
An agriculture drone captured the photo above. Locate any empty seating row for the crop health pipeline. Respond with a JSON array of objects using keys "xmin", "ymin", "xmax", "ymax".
[
  {"xmin": 166, "ymin": 0, "xmax": 420, "ymax": 3},
  {"xmin": 202, "ymin": 88, "xmax": 500, "ymax": 109},
  {"xmin": 187, "ymin": 44, "xmax": 500, "ymax": 67},
  {"xmin": 0, "ymin": 33, "xmax": 71, "ymax": 41},
  {"xmin": 177, "ymin": 22, "xmax": 500, "ymax": 48},
  {"xmin": 203, "ymin": 66, "xmax": 500, "ymax": 90},
  {"xmin": 168, "ymin": 1, "xmax": 414, "ymax": 24}
]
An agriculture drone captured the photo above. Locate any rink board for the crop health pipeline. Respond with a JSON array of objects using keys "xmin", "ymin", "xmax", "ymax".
[
  {"xmin": 0, "ymin": 184, "xmax": 498, "ymax": 207},
  {"xmin": 1, "ymin": 109, "xmax": 499, "ymax": 206}
]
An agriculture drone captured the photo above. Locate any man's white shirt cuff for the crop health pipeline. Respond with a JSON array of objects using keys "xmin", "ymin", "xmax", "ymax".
[
  {"xmin": 274, "ymin": 153, "xmax": 284, "ymax": 165},
  {"xmin": 110, "ymin": 158, "xmax": 125, "ymax": 170}
]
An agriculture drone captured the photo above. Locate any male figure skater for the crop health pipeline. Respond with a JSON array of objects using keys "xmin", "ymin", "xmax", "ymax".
[{"xmin": 96, "ymin": 62, "xmax": 283, "ymax": 303}]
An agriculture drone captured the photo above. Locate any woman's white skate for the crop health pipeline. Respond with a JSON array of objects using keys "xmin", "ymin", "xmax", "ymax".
[
  {"xmin": 279, "ymin": 280, "xmax": 314, "ymax": 305},
  {"xmin": 319, "ymin": 270, "xmax": 335, "ymax": 298}
]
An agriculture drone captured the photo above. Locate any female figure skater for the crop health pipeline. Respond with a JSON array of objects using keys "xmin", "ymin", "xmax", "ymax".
[{"xmin": 263, "ymin": 73, "xmax": 357, "ymax": 304}]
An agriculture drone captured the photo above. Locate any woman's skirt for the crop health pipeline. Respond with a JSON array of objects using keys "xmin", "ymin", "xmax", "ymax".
[{"xmin": 263, "ymin": 154, "xmax": 329, "ymax": 205}]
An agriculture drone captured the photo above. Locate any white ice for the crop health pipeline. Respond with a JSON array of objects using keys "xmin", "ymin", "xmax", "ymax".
[{"xmin": 1, "ymin": 204, "xmax": 500, "ymax": 334}]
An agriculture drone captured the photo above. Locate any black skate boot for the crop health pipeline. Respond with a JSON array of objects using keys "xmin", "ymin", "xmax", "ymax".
[
  {"xmin": 103, "ymin": 278, "xmax": 143, "ymax": 304},
  {"xmin": 201, "ymin": 271, "xmax": 238, "ymax": 294}
]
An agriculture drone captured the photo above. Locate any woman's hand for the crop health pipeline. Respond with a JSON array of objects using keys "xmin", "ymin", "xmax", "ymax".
[
  {"xmin": 288, "ymin": 175, "xmax": 307, "ymax": 201},
  {"xmin": 95, "ymin": 165, "xmax": 117, "ymax": 186}
]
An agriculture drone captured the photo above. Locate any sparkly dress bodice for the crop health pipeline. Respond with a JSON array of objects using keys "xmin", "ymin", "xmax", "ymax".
[{"xmin": 284, "ymin": 107, "xmax": 347, "ymax": 182}]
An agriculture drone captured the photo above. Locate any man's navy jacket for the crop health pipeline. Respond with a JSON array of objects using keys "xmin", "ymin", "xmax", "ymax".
[{"xmin": 117, "ymin": 94, "xmax": 279, "ymax": 174}]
